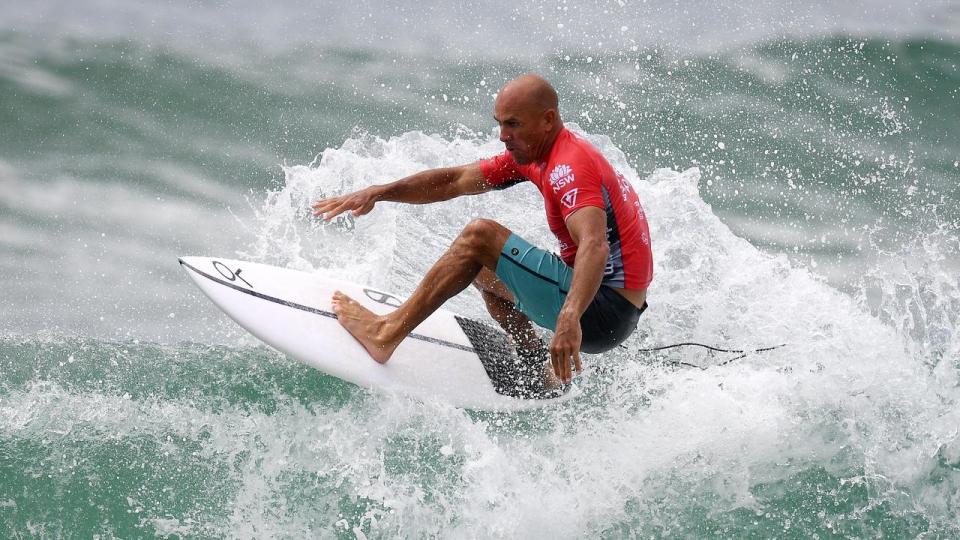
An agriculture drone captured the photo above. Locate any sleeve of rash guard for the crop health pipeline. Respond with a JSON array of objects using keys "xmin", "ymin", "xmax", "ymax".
[
  {"xmin": 478, "ymin": 151, "xmax": 526, "ymax": 189},
  {"xmin": 553, "ymin": 154, "xmax": 606, "ymax": 220}
]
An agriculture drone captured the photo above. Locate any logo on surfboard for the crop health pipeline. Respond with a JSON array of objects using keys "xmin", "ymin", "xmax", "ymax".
[
  {"xmin": 363, "ymin": 288, "xmax": 403, "ymax": 308},
  {"xmin": 212, "ymin": 260, "xmax": 253, "ymax": 288}
]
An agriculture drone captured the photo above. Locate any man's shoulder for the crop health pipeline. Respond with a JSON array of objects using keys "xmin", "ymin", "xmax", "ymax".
[
  {"xmin": 547, "ymin": 130, "xmax": 607, "ymax": 179},
  {"xmin": 558, "ymin": 130, "xmax": 610, "ymax": 163}
]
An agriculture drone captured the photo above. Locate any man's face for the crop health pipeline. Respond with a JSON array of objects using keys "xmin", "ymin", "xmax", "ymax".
[{"xmin": 493, "ymin": 94, "xmax": 551, "ymax": 165}]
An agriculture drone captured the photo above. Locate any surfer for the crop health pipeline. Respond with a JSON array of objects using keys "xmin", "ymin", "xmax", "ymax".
[{"xmin": 312, "ymin": 74, "xmax": 652, "ymax": 385}]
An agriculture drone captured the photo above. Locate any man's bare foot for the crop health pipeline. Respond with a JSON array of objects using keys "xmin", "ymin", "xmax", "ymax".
[
  {"xmin": 542, "ymin": 363, "xmax": 563, "ymax": 390},
  {"xmin": 331, "ymin": 291, "xmax": 402, "ymax": 363}
]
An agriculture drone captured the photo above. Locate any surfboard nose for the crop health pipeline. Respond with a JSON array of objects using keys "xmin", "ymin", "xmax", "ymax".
[{"xmin": 178, "ymin": 256, "xmax": 207, "ymax": 287}]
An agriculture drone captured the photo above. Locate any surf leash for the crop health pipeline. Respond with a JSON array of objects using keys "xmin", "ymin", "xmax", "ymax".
[{"xmin": 617, "ymin": 342, "xmax": 787, "ymax": 369}]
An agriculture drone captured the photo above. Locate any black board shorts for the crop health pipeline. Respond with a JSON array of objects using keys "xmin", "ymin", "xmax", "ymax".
[{"xmin": 580, "ymin": 285, "xmax": 647, "ymax": 353}]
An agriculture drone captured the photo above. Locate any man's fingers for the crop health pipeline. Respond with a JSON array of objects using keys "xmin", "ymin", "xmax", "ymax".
[
  {"xmin": 554, "ymin": 347, "xmax": 568, "ymax": 383},
  {"xmin": 323, "ymin": 200, "xmax": 357, "ymax": 220},
  {"xmin": 352, "ymin": 201, "xmax": 374, "ymax": 217},
  {"xmin": 326, "ymin": 208, "xmax": 350, "ymax": 221},
  {"xmin": 315, "ymin": 197, "xmax": 376, "ymax": 220},
  {"xmin": 312, "ymin": 189, "xmax": 378, "ymax": 220},
  {"xmin": 564, "ymin": 350, "xmax": 578, "ymax": 381},
  {"xmin": 312, "ymin": 197, "xmax": 342, "ymax": 209},
  {"xmin": 549, "ymin": 342, "xmax": 579, "ymax": 383},
  {"xmin": 311, "ymin": 199, "xmax": 340, "ymax": 216},
  {"xmin": 314, "ymin": 204, "xmax": 338, "ymax": 219}
]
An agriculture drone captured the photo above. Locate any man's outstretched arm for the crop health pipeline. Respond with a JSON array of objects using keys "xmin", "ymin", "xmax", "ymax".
[{"xmin": 312, "ymin": 162, "xmax": 491, "ymax": 220}]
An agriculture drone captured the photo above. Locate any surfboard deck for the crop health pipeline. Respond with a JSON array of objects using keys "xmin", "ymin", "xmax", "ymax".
[{"xmin": 179, "ymin": 256, "xmax": 578, "ymax": 411}]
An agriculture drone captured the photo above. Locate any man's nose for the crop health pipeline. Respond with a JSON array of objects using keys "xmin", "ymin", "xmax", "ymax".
[{"xmin": 499, "ymin": 128, "xmax": 510, "ymax": 142}]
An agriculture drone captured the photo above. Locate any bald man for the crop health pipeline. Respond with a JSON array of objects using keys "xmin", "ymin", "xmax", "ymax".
[{"xmin": 311, "ymin": 74, "xmax": 652, "ymax": 389}]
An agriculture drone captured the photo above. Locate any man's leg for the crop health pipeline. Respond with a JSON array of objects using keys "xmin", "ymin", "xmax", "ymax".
[
  {"xmin": 332, "ymin": 218, "xmax": 509, "ymax": 363},
  {"xmin": 472, "ymin": 267, "xmax": 562, "ymax": 390},
  {"xmin": 472, "ymin": 267, "xmax": 540, "ymax": 350}
]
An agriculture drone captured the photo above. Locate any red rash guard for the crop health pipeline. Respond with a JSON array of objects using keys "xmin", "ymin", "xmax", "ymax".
[{"xmin": 479, "ymin": 128, "xmax": 653, "ymax": 290}]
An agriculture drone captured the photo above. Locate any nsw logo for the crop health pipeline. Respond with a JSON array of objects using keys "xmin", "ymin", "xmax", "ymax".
[
  {"xmin": 561, "ymin": 188, "xmax": 579, "ymax": 209},
  {"xmin": 549, "ymin": 164, "xmax": 575, "ymax": 192}
]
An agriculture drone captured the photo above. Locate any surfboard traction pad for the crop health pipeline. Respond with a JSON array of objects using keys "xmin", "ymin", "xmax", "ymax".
[{"xmin": 455, "ymin": 316, "xmax": 564, "ymax": 400}]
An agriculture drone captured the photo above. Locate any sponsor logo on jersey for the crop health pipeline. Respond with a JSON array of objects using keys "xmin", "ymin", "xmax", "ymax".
[
  {"xmin": 549, "ymin": 164, "xmax": 575, "ymax": 192},
  {"xmin": 616, "ymin": 172, "xmax": 634, "ymax": 202},
  {"xmin": 561, "ymin": 188, "xmax": 579, "ymax": 209}
]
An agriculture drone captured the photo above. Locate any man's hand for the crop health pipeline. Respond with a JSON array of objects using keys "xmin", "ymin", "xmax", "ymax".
[
  {"xmin": 311, "ymin": 186, "xmax": 383, "ymax": 221},
  {"xmin": 550, "ymin": 310, "xmax": 582, "ymax": 384}
]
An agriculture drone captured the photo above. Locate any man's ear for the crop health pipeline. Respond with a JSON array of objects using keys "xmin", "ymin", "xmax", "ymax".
[{"xmin": 543, "ymin": 108, "xmax": 557, "ymax": 131}]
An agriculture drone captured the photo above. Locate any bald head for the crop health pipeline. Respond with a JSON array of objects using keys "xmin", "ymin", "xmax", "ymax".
[
  {"xmin": 497, "ymin": 74, "xmax": 560, "ymax": 119},
  {"xmin": 493, "ymin": 74, "xmax": 563, "ymax": 164}
]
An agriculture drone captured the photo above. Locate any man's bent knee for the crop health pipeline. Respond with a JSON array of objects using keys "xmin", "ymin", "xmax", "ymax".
[
  {"xmin": 457, "ymin": 219, "xmax": 510, "ymax": 267},
  {"xmin": 460, "ymin": 218, "xmax": 506, "ymax": 241}
]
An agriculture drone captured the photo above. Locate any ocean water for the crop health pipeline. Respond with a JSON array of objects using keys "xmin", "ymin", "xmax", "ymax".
[{"xmin": 2, "ymin": 1, "xmax": 959, "ymax": 537}]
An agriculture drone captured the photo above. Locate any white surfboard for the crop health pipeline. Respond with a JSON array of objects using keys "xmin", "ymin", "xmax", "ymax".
[{"xmin": 179, "ymin": 256, "xmax": 577, "ymax": 411}]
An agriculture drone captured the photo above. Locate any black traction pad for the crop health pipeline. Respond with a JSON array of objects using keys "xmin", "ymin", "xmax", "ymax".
[{"xmin": 455, "ymin": 316, "xmax": 562, "ymax": 400}]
